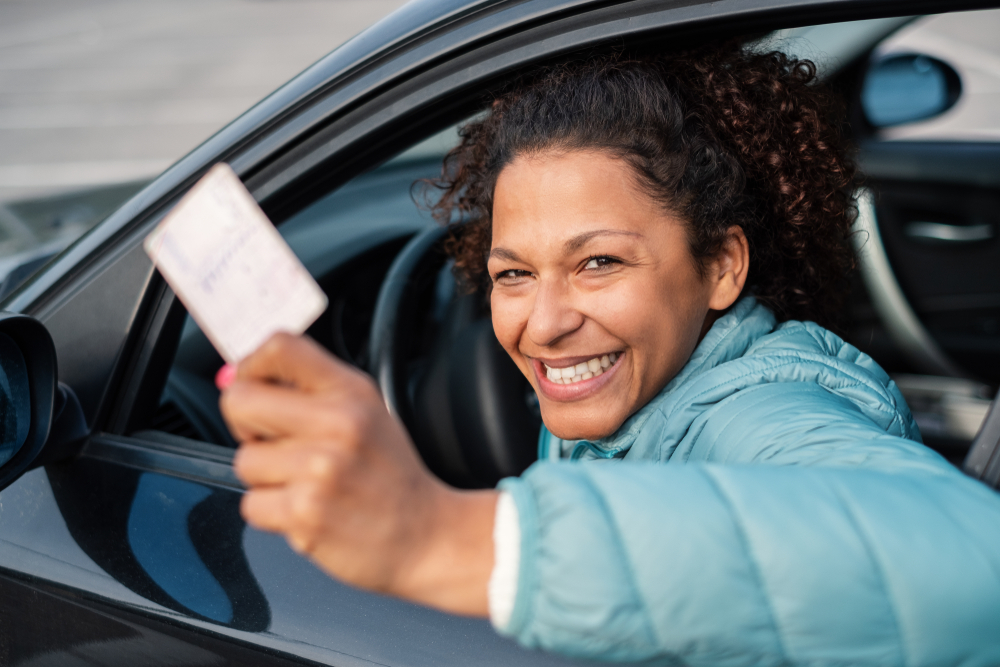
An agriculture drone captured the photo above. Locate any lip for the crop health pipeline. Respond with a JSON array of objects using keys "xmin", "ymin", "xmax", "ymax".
[{"xmin": 531, "ymin": 352, "xmax": 624, "ymax": 402}]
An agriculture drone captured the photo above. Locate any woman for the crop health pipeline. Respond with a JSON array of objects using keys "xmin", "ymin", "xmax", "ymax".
[{"xmin": 218, "ymin": 44, "xmax": 1000, "ymax": 664}]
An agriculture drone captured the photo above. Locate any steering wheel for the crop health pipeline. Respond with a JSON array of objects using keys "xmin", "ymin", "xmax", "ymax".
[{"xmin": 368, "ymin": 226, "xmax": 540, "ymax": 488}]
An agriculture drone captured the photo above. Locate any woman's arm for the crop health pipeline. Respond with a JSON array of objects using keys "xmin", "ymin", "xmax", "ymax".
[
  {"xmin": 496, "ymin": 381, "xmax": 1000, "ymax": 664},
  {"xmin": 497, "ymin": 381, "xmax": 1000, "ymax": 664},
  {"xmin": 499, "ymin": 460, "xmax": 1000, "ymax": 665},
  {"xmin": 219, "ymin": 333, "xmax": 497, "ymax": 615}
]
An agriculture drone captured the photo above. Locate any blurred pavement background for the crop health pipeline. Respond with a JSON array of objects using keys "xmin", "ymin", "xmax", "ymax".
[{"xmin": 0, "ymin": 0, "xmax": 409, "ymax": 204}]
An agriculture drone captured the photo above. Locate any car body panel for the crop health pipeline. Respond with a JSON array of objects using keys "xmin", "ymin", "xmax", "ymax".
[{"xmin": 2, "ymin": 442, "xmax": 579, "ymax": 665}]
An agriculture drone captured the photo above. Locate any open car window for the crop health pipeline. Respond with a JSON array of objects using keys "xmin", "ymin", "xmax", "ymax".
[{"xmin": 148, "ymin": 125, "xmax": 462, "ymax": 446}]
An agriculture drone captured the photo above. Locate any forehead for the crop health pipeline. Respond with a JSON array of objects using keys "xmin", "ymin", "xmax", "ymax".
[{"xmin": 490, "ymin": 150, "xmax": 676, "ymax": 250}]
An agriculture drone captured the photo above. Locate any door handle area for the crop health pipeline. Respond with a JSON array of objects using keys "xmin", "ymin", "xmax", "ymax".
[{"xmin": 905, "ymin": 221, "xmax": 994, "ymax": 243}]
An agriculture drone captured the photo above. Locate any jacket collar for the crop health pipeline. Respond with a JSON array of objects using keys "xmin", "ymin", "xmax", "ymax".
[{"xmin": 545, "ymin": 296, "xmax": 776, "ymax": 460}]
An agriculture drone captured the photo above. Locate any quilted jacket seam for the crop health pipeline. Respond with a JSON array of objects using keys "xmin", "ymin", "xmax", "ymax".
[
  {"xmin": 663, "ymin": 358, "xmax": 887, "ymax": 430},
  {"xmin": 578, "ymin": 469, "xmax": 662, "ymax": 651},
  {"xmin": 745, "ymin": 325, "xmax": 811, "ymax": 352},
  {"xmin": 926, "ymin": 482, "xmax": 1000, "ymax": 586},
  {"xmin": 696, "ymin": 386, "xmax": 778, "ymax": 463},
  {"xmin": 702, "ymin": 467, "xmax": 789, "ymax": 662},
  {"xmin": 828, "ymin": 482, "xmax": 909, "ymax": 667}
]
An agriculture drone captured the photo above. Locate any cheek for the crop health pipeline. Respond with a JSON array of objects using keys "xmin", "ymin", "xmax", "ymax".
[
  {"xmin": 584, "ymin": 272, "xmax": 706, "ymax": 366},
  {"xmin": 585, "ymin": 278, "xmax": 687, "ymax": 343},
  {"xmin": 490, "ymin": 292, "xmax": 527, "ymax": 361}
]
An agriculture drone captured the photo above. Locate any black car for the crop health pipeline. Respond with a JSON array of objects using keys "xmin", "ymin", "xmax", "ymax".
[{"xmin": 2, "ymin": 0, "xmax": 1000, "ymax": 664}]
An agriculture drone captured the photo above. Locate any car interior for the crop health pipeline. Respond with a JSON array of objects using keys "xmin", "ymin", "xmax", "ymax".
[{"xmin": 137, "ymin": 10, "xmax": 1000, "ymax": 488}]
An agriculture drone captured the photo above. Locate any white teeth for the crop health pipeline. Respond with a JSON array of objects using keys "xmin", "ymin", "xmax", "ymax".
[{"xmin": 543, "ymin": 353, "xmax": 619, "ymax": 385}]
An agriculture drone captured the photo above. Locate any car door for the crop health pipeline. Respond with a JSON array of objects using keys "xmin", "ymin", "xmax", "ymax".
[{"xmin": 1, "ymin": 1, "xmax": 997, "ymax": 665}]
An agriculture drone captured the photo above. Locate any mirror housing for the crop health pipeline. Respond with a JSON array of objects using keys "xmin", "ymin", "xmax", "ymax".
[
  {"xmin": 861, "ymin": 53, "xmax": 961, "ymax": 128},
  {"xmin": 0, "ymin": 313, "xmax": 57, "ymax": 491}
]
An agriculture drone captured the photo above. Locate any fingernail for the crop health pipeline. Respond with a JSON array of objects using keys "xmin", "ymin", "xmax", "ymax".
[{"xmin": 215, "ymin": 363, "xmax": 237, "ymax": 390}]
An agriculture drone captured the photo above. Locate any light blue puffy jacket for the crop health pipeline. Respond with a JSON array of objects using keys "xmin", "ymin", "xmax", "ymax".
[{"xmin": 497, "ymin": 297, "xmax": 1000, "ymax": 666}]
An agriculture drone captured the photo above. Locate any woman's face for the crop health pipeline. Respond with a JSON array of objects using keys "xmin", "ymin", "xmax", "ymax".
[{"xmin": 489, "ymin": 150, "xmax": 746, "ymax": 441}]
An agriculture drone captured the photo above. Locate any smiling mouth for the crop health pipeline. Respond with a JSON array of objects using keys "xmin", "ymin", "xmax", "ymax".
[{"xmin": 542, "ymin": 353, "xmax": 619, "ymax": 385}]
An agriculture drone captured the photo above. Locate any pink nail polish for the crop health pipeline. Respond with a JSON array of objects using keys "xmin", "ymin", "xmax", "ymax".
[{"xmin": 215, "ymin": 363, "xmax": 237, "ymax": 390}]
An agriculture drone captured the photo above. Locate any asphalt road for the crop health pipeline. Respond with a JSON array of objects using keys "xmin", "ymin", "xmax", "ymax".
[{"xmin": 0, "ymin": 0, "xmax": 409, "ymax": 203}]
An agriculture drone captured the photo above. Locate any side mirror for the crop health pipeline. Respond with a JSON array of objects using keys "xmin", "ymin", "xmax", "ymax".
[
  {"xmin": 861, "ymin": 53, "xmax": 961, "ymax": 128},
  {"xmin": 0, "ymin": 313, "xmax": 57, "ymax": 491}
]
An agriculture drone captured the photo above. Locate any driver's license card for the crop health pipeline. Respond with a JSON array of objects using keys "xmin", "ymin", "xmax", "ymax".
[{"xmin": 143, "ymin": 163, "xmax": 327, "ymax": 363}]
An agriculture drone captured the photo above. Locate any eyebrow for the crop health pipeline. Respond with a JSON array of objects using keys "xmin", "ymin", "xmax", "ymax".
[
  {"xmin": 489, "ymin": 247, "xmax": 522, "ymax": 262},
  {"xmin": 489, "ymin": 229, "xmax": 643, "ymax": 263},
  {"xmin": 565, "ymin": 229, "xmax": 643, "ymax": 252}
]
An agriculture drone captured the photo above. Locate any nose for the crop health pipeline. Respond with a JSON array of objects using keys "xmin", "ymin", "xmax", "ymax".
[{"xmin": 526, "ymin": 277, "xmax": 584, "ymax": 346}]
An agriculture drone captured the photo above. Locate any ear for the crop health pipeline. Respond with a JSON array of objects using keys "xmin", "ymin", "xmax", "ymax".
[{"xmin": 707, "ymin": 226, "xmax": 749, "ymax": 311}]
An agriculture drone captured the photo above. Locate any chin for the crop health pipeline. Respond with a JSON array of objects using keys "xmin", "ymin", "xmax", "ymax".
[{"xmin": 542, "ymin": 409, "xmax": 626, "ymax": 442}]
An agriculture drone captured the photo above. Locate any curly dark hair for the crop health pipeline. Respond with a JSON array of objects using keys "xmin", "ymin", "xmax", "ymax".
[{"xmin": 427, "ymin": 42, "xmax": 858, "ymax": 329}]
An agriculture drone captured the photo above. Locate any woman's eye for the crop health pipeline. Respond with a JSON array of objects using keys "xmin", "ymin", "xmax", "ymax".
[
  {"xmin": 583, "ymin": 256, "xmax": 619, "ymax": 271},
  {"xmin": 494, "ymin": 269, "xmax": 532, "ymax": 284}
]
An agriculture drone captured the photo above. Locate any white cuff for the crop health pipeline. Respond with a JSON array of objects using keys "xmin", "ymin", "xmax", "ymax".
[{"xmin": 487, "ymin": 490, "xmax": 521, "ymax": 631}]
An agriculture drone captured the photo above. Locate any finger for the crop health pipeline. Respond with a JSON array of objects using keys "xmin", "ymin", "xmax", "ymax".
[
  {"xmin": 240, "ymin": 487, "xmax": 291, "ymax": 534},
  {"xmin": 237, "ymin": 332, "xmax": 362, "ymax": 392},
  {"xmin": 220, "ymin": 382, "xmax": 297, "ymax": 441},
  {"xmin": 242, "ymin": 483, "xmax": 326, "ymax": 555},
  {"xmin": 235, "ymin": 440, "xmax": 339, "ymax": 487},
  {"xmin": 220, "ymin": 379, "xmax": 365, "ymax": 442},
  {"xmin": 215, "ymin": 363, "xmax": 237, "ymax": 390}
]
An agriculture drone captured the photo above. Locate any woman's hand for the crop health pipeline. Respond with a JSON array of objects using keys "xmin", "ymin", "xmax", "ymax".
[{"xmin": 219, "ymin": 333, "xmax": 497, "ymax": 616}]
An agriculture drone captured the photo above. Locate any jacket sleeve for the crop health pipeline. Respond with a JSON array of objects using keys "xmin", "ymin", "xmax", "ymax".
[{"xmin": 497, "ymin": 388, "xmax": 1000, "ymax": 665}]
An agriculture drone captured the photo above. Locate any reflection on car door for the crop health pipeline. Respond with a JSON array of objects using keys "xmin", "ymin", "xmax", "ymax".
[{"xmin": 0, "ymin": 430, "xmax": 577, "ymax": 665}]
